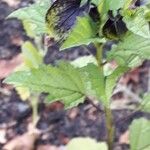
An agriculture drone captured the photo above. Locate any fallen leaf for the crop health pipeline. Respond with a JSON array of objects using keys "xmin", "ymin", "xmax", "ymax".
[{"xmin": 3, "ymin": 124, "xmax": 41, "ymax": 150}]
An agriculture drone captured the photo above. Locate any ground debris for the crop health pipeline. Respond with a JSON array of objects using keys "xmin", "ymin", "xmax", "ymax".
[{"xmin": 3, "ymin": 124, "xmax": 40, "ymax": 150}]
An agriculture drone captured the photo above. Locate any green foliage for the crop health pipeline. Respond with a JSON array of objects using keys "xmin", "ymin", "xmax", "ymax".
[
  {"xmin": 81, "ymin": 63, "xmax": 106, "ymax": 104},
  {"xmin": 5, "ymin": 61, "xmax": 120, "ymax": 107},
  {"xmin": 91, "ymin": 0, "xmax": 102, "ymax": 6},
  {"xmin": 22, "ymin": 41, "xmax": 43, "ymax": 69},
  {"xmin": 107, "ymin": 0, "xmax": 125, "ymax": 11},
  {"xmin": 97, "ymin": 0, "xmax": 126, "ymax": 18},
  {"xmin": 61, "ymin": 16, "xmax": 104, "ymax": 50},
  {"xmin": 71, "ymin": 55, "xmax": 97, "ymax": 68},
  {"xmin": 123, "ymin": 7, "xmax": 150, "ymax": 39},
  {"xmin": 8, "ymin": 0, "xmax": 51, "ymax": 37},
  {"xmin": 6, "ymin": 0, "xmax": 150, "ymax": 107},
  {"xmin": 66, "ymin": 137, "xmax": 108, "ymax": 150},
  {"xmin": 141, "ymin": 93, "xmax": 150, "ymax": 113},
  {"xmin": 130, "ymin": 118, "xmax": 150, "ymax": 150},
  {"xmin": 105, "ymin": 66, "xmax": 129, "ymax": 104},
  {"xmin": 107, "ymin": 32, "xmax": 150, "ymax": 67},
  {"xmin": 15, "ymin": 41, "xmax": 43, "ymax": 100},
  {"xmin": 6, "ymin": 0, "xmax": 150, "ymax": 149},
  {"xmin": 4, "ymin": 62, "xmax": 86, "ymax": 108}
]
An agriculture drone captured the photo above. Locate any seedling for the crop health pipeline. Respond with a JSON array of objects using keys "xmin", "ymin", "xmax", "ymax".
[{"xmin": 5, "ymin": 0, "xmax": 150, "ymax": 149}]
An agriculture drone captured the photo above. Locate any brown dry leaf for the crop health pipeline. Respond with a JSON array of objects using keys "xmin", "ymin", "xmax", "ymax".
[
  {"xmin": 0, "ymin": 54, "xmax": 23, "ymax": 79},
  {"xmin": 3, "ymin": 124, "xmax": 41, "ymax": 150},
  {"xmin": 119, "ymin": 130, "xmax": 129, "ymax": 144}
]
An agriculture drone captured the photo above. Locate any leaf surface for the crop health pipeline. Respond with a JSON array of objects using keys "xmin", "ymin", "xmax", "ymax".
[{"xmin": 130, "ymin": 118, "xmax": 150, "ymax": 150}]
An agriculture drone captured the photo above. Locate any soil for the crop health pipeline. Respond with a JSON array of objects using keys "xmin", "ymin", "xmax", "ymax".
[{"xmin": 0, "ymin": 1, "xmax": 150, "ymax": 150}]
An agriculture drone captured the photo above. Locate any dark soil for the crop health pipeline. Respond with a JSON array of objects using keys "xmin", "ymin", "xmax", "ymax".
[
  {"xmin": 0, "ymin": 1, "xmax": 30, "ymax": 59},
  {"xmin": 0, "ymin": 1, "xmax": 150, "ymax": 150},
  {"xmin": 1, "ymin": 89, "xmax": 149, "ymax": 150}
]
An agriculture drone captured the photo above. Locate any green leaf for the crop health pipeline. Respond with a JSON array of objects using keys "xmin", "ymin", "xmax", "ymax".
[
  {"xmin": 22, "ymin": 41, "xmax": 43, "ymax": 69},
  {"xmin": 123, "ymin": 8, "xmax": 150, "ymax": 39},
  {"xmin": 66, "ymin": 137, "xmax": 108, "ymax": 150},
  {"xmin": 98, "ymin": 0, "xmax": 125, "ymax": 14},
  {"xmin": 107, "ymin": 32, "xmax": 150, "ymax": 67},
  {"xmin": 80, "ymin": 0, "xmax": 91, "ymax": 6},
  {"xmin": 98, "ymin": 0, "xmax": 110, "ymax": 17},
  {"xmin": 145, "ymin": 10, "xmax": 150, "ymax": 21},
  {"xmin": 122, "ymin": 0, "xmax": 150, "ymax": 10},
  {"xmin": 5, "ymin": 61, "xmax": 108, "ymax": 107},
  {"xmin": 80, "ymin": 63, "xmax": 106, "ymax": 105},
  {"xmin": 15, "ymin": 41, "xmax": 43, "ymax": 100},
  {"xmin": 71, "ymin": 55, "xmax": 97, "ymax": 68},
  {"xmin": 8, "ymin": 0, "xmax": 51, "ymax": 36},
  {"xmin": 4, "ymin": 62, "xmax": 86, "ymax": 108},
  {"xmin": 130, "ymin": 118, "xmax": 150, "ymax": 150},
  {"xmin": 109, "ymin": 0, "xmax": 125, "ymax": 11},
  {"xmin": 145, "ymin": 0, "xmax": 150, "ymax": 5},
  {"xmin": 105, "ymin": 66, "xmax": 129, "ymax": 104},
  {"xmin": 91, "ymin": 0, "xmax": 102, "ymax": 6},
  {"xmin": 141, "ymin": 93, "xmax": 150, "ymax": 113},
  {"xmin": 61, "ymin": 16, "xmax": 103, "ymax": 50},
  {"xmin": 123, "ymin": 0, "xmax": 133, "ymax": 9}
]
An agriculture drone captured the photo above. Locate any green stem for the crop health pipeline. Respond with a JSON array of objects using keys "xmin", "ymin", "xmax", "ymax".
[
  {"xmin": 95, "ymin": 43, "xmax": 103, "ymax": 69},
  {"xmin": 31, "ymin": 95, "xmax": 38, "ymax": 126},
  {"xmin": 94, "ymin": 43, "xmax": 114, "ymax": 150},
  {"xmin": 104, "ymin": 107, "xmax": 114, "ymax": 150}
]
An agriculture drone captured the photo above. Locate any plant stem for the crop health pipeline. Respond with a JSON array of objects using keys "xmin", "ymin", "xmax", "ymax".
[
  {"xmin": 95, "ymin": 43, "xmax": 103, "ymax": 70},
  {"xmin": 104, "ymin": 107, "xmax": 114, "ymax": 150},
  {"xmin": 95, "ymin": 43, "xmax": 114, "ymax": 150},
  {"xmin": 31, "ymin": 95, "xmax": 39, "ymax": 126}
]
